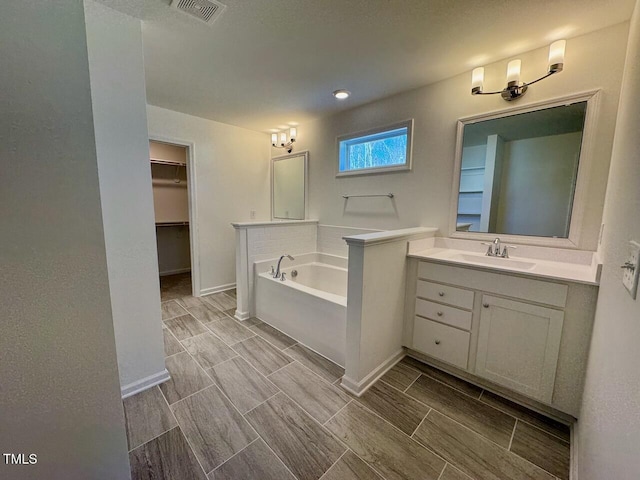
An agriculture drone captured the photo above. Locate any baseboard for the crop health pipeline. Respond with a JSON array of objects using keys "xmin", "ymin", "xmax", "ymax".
[
  {"xmin": 235, "ymin": 310, "xmax": 251, "ymax": 321},
  {"xmin": 159, "ymin": 268, "xmax": 191, "ymax": 277},
  {"xmin": 121, "ymin": 369, "xmax": 170, "ymax": 399},
  {"xmin": 341, "ymin": 349, "xmax": 405, "ymax": 397},
  {"xmin": 200, "ymin": 282, "xmax": 236, "ymax": 296}
]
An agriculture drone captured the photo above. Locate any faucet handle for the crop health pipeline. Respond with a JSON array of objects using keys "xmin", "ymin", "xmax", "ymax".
[
  {"xmin": 481, "ymin": 242, "xmax": 495, "ymax": 256},
  {"xmin": 280, "ymin": 272, "xmax": 287, "ymax": 281},
  {"xmin": 501, "ymin": 245, "xmax": 517, "ymax": 258}
]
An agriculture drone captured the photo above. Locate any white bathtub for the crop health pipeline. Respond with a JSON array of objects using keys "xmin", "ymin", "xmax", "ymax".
[{"xmin": 255, "ymin": 253, "xmax": 347, "ymax": 366}]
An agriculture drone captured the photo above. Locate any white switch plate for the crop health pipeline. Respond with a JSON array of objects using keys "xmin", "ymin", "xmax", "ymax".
[
  {"xmin": 622, "ymin": 240, "xmax": 640, "ymax": 299},
  {"xmin": 250, "ymin": 210, "xmax": 256, "ymax": 219}
]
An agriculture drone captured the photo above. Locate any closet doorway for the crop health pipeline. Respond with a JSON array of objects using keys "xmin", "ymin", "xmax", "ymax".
[{"xmin": 149, "ymin": 139, "xmax": 197, "ymax": 301}]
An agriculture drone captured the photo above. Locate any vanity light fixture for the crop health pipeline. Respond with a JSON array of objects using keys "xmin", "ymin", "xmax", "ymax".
[
  {"xmin": 271, "ymin": 127, "xmax": 297, "ymax": 153},
  {"xmin": 333, "ymin": 89, "xmax": 351, "ymax": 100},
  {"xmin": 471, "ymin": 40, "xmax": 566, "ymax": 101}
]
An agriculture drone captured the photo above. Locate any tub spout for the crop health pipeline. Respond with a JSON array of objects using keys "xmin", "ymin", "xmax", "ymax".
[{"xmin": 274, "ymin": 254, "xmax": 295, "ymax": 278}]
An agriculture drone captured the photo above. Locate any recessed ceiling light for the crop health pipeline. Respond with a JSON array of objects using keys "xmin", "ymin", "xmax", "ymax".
[{"xmin": 333, "ymin": 89, "xmax": 351, "ymax": 100}]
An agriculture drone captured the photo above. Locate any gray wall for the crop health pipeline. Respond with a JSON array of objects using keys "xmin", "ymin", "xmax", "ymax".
[
  {"xmin": 0, "ymin": 1, "xmax": 130, "ymax": 478},
  {"xmin": 577, "ymin": 0, "xmax": 640, "ymax": 478},
  {"xmin": 293, "ymin": 23, "xmax": 628, "ymax": 250},
  {"xmin": 84, "ymin": 0, "xmax": 166, "ymax": 395}
]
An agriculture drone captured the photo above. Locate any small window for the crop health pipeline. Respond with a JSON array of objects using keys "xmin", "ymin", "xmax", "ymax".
[{"xmin": 338, "ymin": 120, "xmax": 413, "ymax": 176}]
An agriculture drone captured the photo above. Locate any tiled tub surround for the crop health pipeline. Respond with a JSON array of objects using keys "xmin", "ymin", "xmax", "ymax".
[
  {"xmin": 255, "ymin": 253, "xmax": 348, "ymax": 366},
  {"xmin": 127, "ymin": 291, "xmax": 571, "ymax": 479}
]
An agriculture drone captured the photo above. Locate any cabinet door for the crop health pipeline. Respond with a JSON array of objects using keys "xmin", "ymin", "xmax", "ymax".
[{"xmin": 475, "ymin": 295, "xmax": 563, "ymax": 403}]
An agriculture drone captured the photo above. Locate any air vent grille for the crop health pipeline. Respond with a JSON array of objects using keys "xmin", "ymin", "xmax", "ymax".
[{"xmin": 171, "ymin": 0, "xmax": 227, "ymax": 25}]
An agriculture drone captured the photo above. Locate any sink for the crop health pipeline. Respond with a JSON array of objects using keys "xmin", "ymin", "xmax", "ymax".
[{"xmin": 451, "ymin": 253, "xmax": 536, "ymax": 271}]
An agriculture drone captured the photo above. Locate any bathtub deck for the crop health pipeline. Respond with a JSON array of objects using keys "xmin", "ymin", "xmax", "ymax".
[{"xmin": 125, "ymin": 288, "xmax": 570, "ymax": 480}]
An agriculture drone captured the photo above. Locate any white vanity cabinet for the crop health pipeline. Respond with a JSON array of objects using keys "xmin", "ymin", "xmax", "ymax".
[
  {"xmin": 476, "ymin": 295, "xmax": 564, "ymax": 403},
  {"xmin": 405, "ymin": 259, "xmax": 597, "ymax": 417}
]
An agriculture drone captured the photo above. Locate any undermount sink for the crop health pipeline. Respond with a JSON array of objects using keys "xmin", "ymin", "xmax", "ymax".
[{"xmin": 450, "ymin": 253, "xmax": 537, "ymax": 271}]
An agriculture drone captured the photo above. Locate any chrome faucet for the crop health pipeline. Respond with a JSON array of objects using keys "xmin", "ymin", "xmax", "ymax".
[
  {"xmin": 274, "ymin": 254, "xmax": 294, "ymax": 278},
  {"xmin": 481, "ymin": 238, "xmax": 516, "ymax": 258}
]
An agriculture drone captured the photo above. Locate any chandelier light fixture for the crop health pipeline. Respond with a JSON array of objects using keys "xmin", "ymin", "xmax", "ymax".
[{"xmin": 471, "ymin": 40, "xmax": 566, "ymax": 101}]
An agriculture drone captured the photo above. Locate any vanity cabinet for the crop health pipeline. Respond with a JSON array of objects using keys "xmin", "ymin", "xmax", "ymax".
[
  {"xmin": 476, "ymin": 295, "xmax": 564, "ymax": 402},
  {"xmin": 405, "ymin": 260, "xmax": 597, "ymax": 416}
]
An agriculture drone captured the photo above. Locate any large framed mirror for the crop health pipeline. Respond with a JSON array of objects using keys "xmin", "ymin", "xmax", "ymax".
[
  {"xmin": 272, "ymin": 151, "xmax": 308, "ymax": 220},
  {"xmin": 450, "ymin": 91, "xmax": 598, "ymax": 247}
]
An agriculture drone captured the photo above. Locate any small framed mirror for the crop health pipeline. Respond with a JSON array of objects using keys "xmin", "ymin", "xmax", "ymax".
[
  {"xmin": 272, "ymin": 151, "xmax": 308, "ymax": 220},
  {"xmin": 450, "ymin": 92, "xmax": 598, "ymax": 247}
]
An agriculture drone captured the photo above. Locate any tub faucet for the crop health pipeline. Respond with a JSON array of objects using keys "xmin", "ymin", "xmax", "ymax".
[{"xmin": 274, "ymin": 254, "xmax": 295, "ymax": 278}]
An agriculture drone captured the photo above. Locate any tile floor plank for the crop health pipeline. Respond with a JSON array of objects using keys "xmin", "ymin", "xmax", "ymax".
[
  {"xmin": 283, "ymin": 344, "xmax": 344, "ymax": 383},
  {"xmin": 440, "ymin": 464, "xmax": 474, "ymax": 480},
  {"xmin": 402, "ymin": 357, "xmax": 483, "ymax": 398},
  {"xmin": 171, "ymin": 386, "xmax": 258, "ymax": 473},
  {"xmin": 205, "ymin": 292, "xmax": 236, "ymax": 311},
  {"xmin": 325, "ymin": 401, "xmax": 445, "ymax": 480},
  {"xmin": 413, "ymin": 410, "xmax": 554, "ymax": 480},
  {"xmin": 205, "ymin": 316, "xmax": 255, "ymax": 345},
  {"xmin": 479, "ymin": 390, "xmax": 571, "ymax": 442},
  {"xmin": 245, "ymin": 393, "xmax": 346, "ymax": 480},
  {"xmin": 406, "ymin": 374, "xmax": 515, "ymax": 447},
  {"xmin": 511, "ymin": 421, "xmax": 570, "ymax": 480},
  {"xmin": 355, "ymin": 381, "xmax": 430, "ymax": 435},
  {"xmin": 129, "ymin": 427, "xmax": 206, "ymax": 480},
  {"xmin": 232, "ymin": 336, "xmax": 293, "ymax": 375},
  {"xmin": 251, "ymin": 322, "xmax": 297, "ymax": 350},
  {"xmin": 163, "ymin": 329, "xmax": 184, "ymax": 357},
  {"xmin": 380, "ymin": 361, "xmax": 421, "ymax": 391},
  {"xmin": 181, "ymin": 333, "xmax": 237, "ymax": 369},
  {"xmin": 268, "ymin": 362, "xmax": 350, "ymax": 423},
  {"xmin": 165, "ymin": 314, "xmax": 208, "ymax": 341},
  {"xmin": 208, "ymin": 439, "xmax": 295, "ymax": 480},
  {"xmin": 161, "ymin": 300, "xmax": 189, "ymax": 321},
  {"xmin": 187, "ymin": 304, "xmax": 229, "ymax": 324},
  {"xmin": 123, "ymin": 386, "xmax": 177, "ymax": 451},
  {"xmin": 320, "ymin": 450, "xmax": 384, "ymax": 480},
  {"xmin": 177, "ymin": 296, "xmax": 209, "ymax": 309},
  {"xmin": 239, "ymin": 317, "xmax": 263, "ymax": 328},
  {"xmin": 207, "ymin": 356, "xmax": 279, "ymax": 414},
  {"xmin": 160, "ymin": 352, "xmax": 213, "ymax": 405}
]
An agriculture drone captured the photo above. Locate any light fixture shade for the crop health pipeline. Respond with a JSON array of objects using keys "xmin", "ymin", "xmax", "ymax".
[
  {"xmin": 471, "ymin": 67, "xmax": 484, "ymax": 94},
  {"xmin": 280, "ymin": 132, "xmax": 287, "ymax": 144},
  {"xmin": 506, "ymin": 59, "xmax": 521, "ymax": 85},
  {"xmin": 289, "ymin": 127, "xmax": 297, "ymax": 140},
  {"xmin": 333, "ymin": 89, "xmax": 350, "ymax": 100},
  {"xmin": 548, "ymin": 40, "xmax": 566, "ymax": 72},
  {"xmin": 271, "ymin": 133, "xmax": 278, "ymax": 145}
]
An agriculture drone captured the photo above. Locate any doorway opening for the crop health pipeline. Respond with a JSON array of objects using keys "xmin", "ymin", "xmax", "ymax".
[{"xmin": 149, "ymin": 139, "xmax": 196, "ymax": 301}]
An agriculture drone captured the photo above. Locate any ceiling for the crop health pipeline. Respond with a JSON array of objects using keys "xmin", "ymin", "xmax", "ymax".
[{"xmin": 95, "ymin": 0, "xmax": 634, "ymax": 132}]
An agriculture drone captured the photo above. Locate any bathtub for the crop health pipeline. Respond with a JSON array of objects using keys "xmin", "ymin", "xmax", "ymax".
[{"xmin": 254, "ymin": 253, "xmax": 347, "ymax": 366}]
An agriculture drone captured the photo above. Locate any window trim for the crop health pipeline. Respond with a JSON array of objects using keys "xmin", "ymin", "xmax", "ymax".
[{"xmin": 336, "ymin": 119, "xmax": 414, "ymax": 177}]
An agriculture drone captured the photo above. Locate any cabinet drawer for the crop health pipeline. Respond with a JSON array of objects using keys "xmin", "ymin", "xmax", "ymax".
[
  {"xmin": 416, "ymin": 280, "xmax": 474, "ymax": 310},
  {"xmin": 415, "ymin": 298, "xmax": 472, "ymax": 330},
  {"xmin": 412, "ymin": 317, "xmax": 470, "ymax": 370}
]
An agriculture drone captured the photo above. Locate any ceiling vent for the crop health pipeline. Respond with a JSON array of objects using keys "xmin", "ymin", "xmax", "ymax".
[{"xmin": 171, "ymin": 0, "xmax": 227, "ymax": 25}]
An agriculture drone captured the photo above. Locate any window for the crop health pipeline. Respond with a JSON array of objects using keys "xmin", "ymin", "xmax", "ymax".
[{"xmin": 337, "ymin": 120, "xmax": 413, "ymax": 176}]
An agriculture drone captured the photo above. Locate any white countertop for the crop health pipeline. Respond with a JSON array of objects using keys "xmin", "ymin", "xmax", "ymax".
[{"xmin": 409, "ymin": 246, "xmax": 601, "ymax": 285}]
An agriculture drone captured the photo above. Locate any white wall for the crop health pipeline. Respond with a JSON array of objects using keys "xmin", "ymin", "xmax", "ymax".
[
  {"xmin": 147, "ymin": 105, "xmax": 271, "ymax": 295},
  {"xmin": 294, "ymin": 23, "xmax": 629, "ymax": 250},
  {"xmin": 496, "ymin": 132, "xmax": 582, "ymax": 237},
  {"xmin": 577, "ymin": 1, "xmax": 640, "ymax": 478},
  {"xmin": 85, "ymin": 0, "xmax": 167, "ymax": 396},
  {"xmin": 0, "ymin": 1, "xmax": 130, "ymax": 478}
]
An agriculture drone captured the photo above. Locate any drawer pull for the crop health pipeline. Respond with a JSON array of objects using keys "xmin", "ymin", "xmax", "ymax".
[
  {"xmin": 483, "ymin": 303, "xmax": 490, "ymax": 308},
  {"xmin": 435, "ymin": 340, "xmax": 441, "ymax": 345},
  {"xmin": 437, "ymin": 311, "xmax": 443, "ymax": 317},
  {"xmin": 438, "ymin": 291, "xmax": 445, "ymax": 297}
]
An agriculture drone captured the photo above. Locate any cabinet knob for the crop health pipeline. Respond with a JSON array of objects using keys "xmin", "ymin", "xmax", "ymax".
[
  {"xmin": 437, "ymin": 311, "xmax": 443, "ymax": 316},
  {"xmin": 435, "ymin": 340, "xmax": 441, "ymax": 345},
  {"xmin": 438, "ymin": 291, "xmax": 445, "ymax": 297},
  {"xmin": 483, "ymin": 303, "xmax": 490, "ymax": 308}
]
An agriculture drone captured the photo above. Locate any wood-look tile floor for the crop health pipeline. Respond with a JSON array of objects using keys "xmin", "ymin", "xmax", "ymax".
[{"xmin": 128, "ymin": 283, "xmax": 571, "ymax": 480}]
